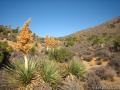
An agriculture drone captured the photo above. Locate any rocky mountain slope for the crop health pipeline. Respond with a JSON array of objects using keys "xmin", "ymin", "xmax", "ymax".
[{"xmin": 64, "ymin": 16, "xmax": 120, "ymax": 58}]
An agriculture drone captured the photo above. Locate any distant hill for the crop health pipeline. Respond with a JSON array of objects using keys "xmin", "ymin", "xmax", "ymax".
[
  {"xmin": 62, "ymin": 16, "xmax": 120, "ymax": 61},
  {"xmin": 65, "ymin": 16, "xmax": 120, "ymax": 39}
]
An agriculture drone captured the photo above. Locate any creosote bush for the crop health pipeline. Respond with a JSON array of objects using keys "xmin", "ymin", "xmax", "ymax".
[
  {"xmin": 48, "ymin": 48, "xmax": 73, "ymax": 62},
  {"xmin": 67, "ymin": 60, "xmax": 86, "ymax": 79}
]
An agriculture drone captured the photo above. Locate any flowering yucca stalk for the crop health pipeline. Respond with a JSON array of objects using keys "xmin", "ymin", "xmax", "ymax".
[
  {"xmin": 45, "ymin": 35, "xmax": 59, "ymax": 51},
  {"xmin": 45, "ymin": 35, "xmax": 50, "ymax": 51},
  {"xmin": 15, "ymin": 18, "xmax": 34, "ymax": 70}
]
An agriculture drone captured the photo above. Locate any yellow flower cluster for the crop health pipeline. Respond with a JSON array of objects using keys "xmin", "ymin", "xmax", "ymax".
[
  {"xmin": 15, "ymin": 18, "xmax": 34, "ymax": 54},
  {"xmin": 45, "ymin": 35, "xmax": 59, "ymax": 48}
]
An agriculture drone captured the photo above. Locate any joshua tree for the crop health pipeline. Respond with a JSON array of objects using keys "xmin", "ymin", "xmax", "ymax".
[{"xmin": 15, "ymin": 18, "xmax": 34, "ymax": 70}]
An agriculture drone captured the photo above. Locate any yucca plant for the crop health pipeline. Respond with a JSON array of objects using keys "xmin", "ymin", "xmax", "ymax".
[
  {"xmin": 67, "ymin": 60, "xmax": 86, "ymax": 79},
  {"xmin": 45, "ymin": 35, "xmax": 59, "ymax": 51},
  {"xmin": 48, "ymin": 47, "xmax": 73, "ymax": 62},
  {"xmin": 14, "ymin": 18, "xmax": 34, "ymax": 70},
  {"xmin": 4, "ymin": 60, "xmax": 39, "ymax": 88},
  {"xmin": 40, "ymin": 60, "xmax": 60, "ymax": 86}
]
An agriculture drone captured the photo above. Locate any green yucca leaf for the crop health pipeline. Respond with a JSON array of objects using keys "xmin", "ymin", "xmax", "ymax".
[
  {"xmin": 40, "ymin": 60, "xmax": 60, "ymax": 85},
  {"xmin": 67, "ymin": 60, "xmax": 86, "ymax": 78},
  {"xmin": 4, "ymin": 60, "xmax": 39, "ymax": 87}
]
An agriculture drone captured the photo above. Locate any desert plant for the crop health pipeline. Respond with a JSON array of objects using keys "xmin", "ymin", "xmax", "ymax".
[
  {"xmin": 58, "ymin": 74, "xmax": 84, "ymax": 90},
  {"xmin": 108, "ymin": 56, "xmax": 120, "ymax": 76},
  {"xmin": 45, "ymin": 35, "xmax": 59, "ymax": 51},
  {"xmin": 0, "ymin": 42, "xmax": 12, "ymax": 67},
  {"xmin": 112, "ymin": 40, "xmax": 120, "ymax": 52},
  {"xmin": 89, "ymin": 35, "xmax": 109, "ymax": 47},
  {"xmin": 14, "ymin": 18, "xmax": 34, "ymax": 70},
  {"xmin": 40, "ymin": 60, "xmax": 60, "ymax": 86},
  {"xmin": 84, "ymin": 71, "xmax": 102, "ymax": 90},
  {"xmin": 64, "ymin": 36, "xmax": 76, "ymax": 47},
  {"xmin": 67, "ymin": 60, "xmax": 86, "ymax": 79},
  {"xmin": 4, "ymin": 60, "xmax": 39, "ymax": 88},
  {"xmin": 48, "ymin": 48, "xmax": 73, "ymax": 62},
  {"xmin": 29, "ymin": 45, "xmax": 36, "ymax": 56},
  {"xmin": 91, "ymin": 66, "xmax": 116, "ymax": 81}
]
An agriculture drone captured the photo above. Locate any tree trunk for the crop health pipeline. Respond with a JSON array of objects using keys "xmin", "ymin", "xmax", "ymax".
[{"xmin": 24, "ymin": 55, "xmax": 28, "ymax": 70}]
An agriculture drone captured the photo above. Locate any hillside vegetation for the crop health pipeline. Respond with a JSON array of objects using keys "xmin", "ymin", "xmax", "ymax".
[{"xmin": 0, "ymin": 17, "xmax": 120, "ymax": 90}]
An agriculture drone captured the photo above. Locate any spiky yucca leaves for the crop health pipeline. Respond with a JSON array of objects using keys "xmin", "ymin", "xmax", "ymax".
[
  {"xmin": 67, "ymin": 60, "xmax": 86, "ymax": 79},
  {"xmin": 40, "ymin": 60, "xmax": 60, "ymax": 86},
  {"xmin": 48, "ymin": 48, "xmax": 73, "ymax": 62},
  {"xmin": 4, "ymin": 60, "xmax": 40, "ymax": 89}
]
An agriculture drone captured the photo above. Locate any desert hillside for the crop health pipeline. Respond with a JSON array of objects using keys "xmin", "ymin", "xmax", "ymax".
[{"xmin": 0, "ymin": 17, "xmax": 120, "ymax": 90}]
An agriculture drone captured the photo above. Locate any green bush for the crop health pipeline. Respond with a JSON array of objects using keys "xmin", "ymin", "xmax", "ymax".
[
  {"xmin": 64, "ymin": 36, "xmax": 76, "ymax": 47},
  {"xmin": 0, "ymin": 42, "xmax": 13, "ymax": 65},
  {"xmin": 29, "ymin": 46, "xmax": 36, "ymax": 56},
  {"xmin": 12, "ymin": 29, "xmax": 18, "ymax": 33},
  {"xmin": 112, "ymin": 40, "xmax": 120, "ymax": 52},
  {"xmin": 89, "ymin": 35, "xmax": 109, "ymax": 46},
  {"xmin": 67, "ymin": 60, "xmax": 86, "ymax": 78},
  {"xmin": 0, "ymin": 42, "xmax": 8, "ymax": 49},
  {"xmin": 40, "ymin": 60, "xmax": 60, "ymax": 86},
  {"xmin": 48, "ymin": 48, "xmax": 73, "ymax": 62}
]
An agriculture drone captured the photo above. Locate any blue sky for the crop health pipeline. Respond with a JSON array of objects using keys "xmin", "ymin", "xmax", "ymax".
[{"xmin": 0, "ymin": 0, "xmax": 120, "ymax": 37}]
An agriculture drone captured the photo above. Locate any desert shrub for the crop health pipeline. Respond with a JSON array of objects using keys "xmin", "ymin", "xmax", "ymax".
[
  {"xmin": 91, "ymin": 66, "xmax": 116, "ymax": 81},
  {"xmin": 64, "ymin": 36, "xmax": 76, "ymax": 47},
  {"xmin": 0, "ymin": 42, "xmax": 13, "ymax": 68},
  {"xmin": 4, "ymin": 60, "xmax": 39, "ymax": 88},
  {"xmin": 0, "ymin": 42, "xmax": 13, "ymax": 53},
  {"xmin": 101, "ymin": 81, "xmax": 120, "ymax": 90},
  {"xmin": 108, "ymin": 56, "xmax": 120, "ymax": 76},
  {"xmin": 89, "ymin": 35, "xmax": 109, "ymax": 46},
  {"xmin": 0, "ymin": 52, "xmax": 4, "ymax": 63},
  {"xmin": 29, "ymin": 46, "xmax": 36, "ymax": 56},
  {"xmin": 67, "ymin": 60, "xmax": 86, "ymax": 79},
  {"xmin": 48, "ymin": 48, "xmax": 73, "ymax": 62},
  {"xmin": 40, "ymin": 60, "xmax": 60, "ymax": 86},
  {"xmin": 12, "ymin": 28, "xmax": 18, "ymax": 33},
  {"xmin": 84, "ymin": 71, "xmax": 102, "ymax": 90},
  {"xmin": 0, "ymin": 25, "xmax": 5, "ymax": 33},
  {"xmin": 108, "ymin": 23, "xmax": 115, "ymax": 29},
  {"xmin": 57, "ymin": 74, "xmax": 84, "ymax": 90},
  {"xmin": 95, "ymin": 48, "xmax": 111, "ymax": 60},
  {"xmin": 112, "ymin": 40, "xmax": 120, "ymax": 52}
]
